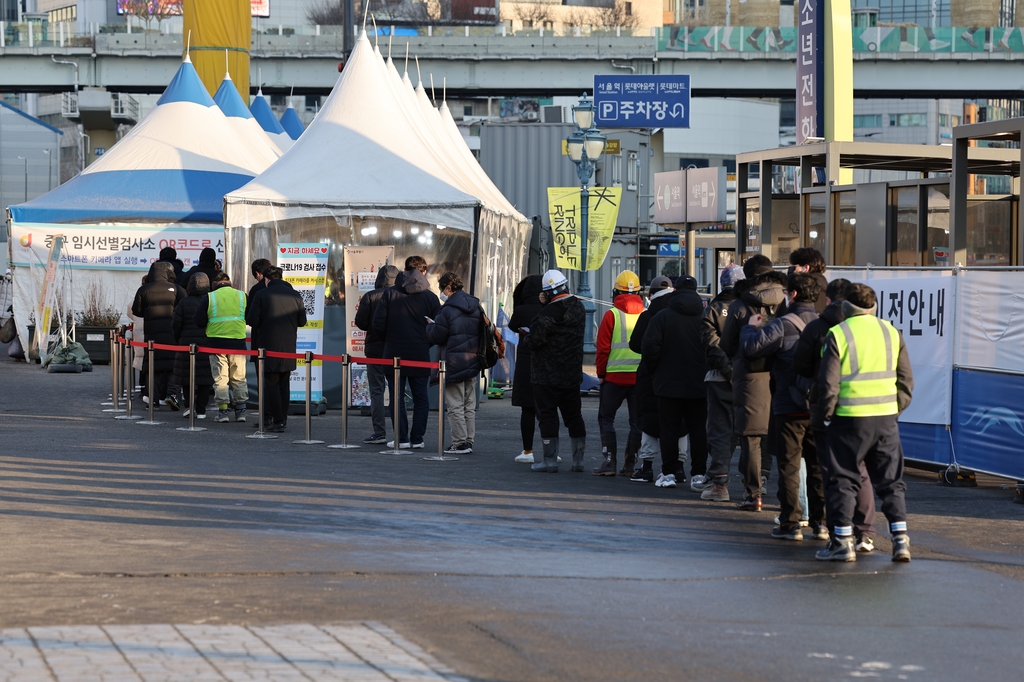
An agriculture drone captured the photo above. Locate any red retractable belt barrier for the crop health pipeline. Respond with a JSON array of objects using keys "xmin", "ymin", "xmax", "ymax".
[{"xmin": 121, "ymin": 339, "xmax": 438, "ymax": 368}]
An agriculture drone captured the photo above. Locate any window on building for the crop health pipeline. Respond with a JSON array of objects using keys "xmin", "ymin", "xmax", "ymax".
[
  {"xmin": 608, "ymin": 155, "xmax": 623, "ymax": 187},
  {"xmin": 853, "ymin": 114, "xmax": 882, "ymax": 128},
  {"xmin": 625, "ymin": 2, "xmax": 633, "ymax": 15},
  {"xmin": 627, "ymin": 152, "xmax": 638, "ymax": 191},
  {"xmin": 889, "ymin": 113, "xmax": 927, "ymax": 127},
  {"xmin": 939, "ymin": 114, "xmax": 949, "ymax": 127},
  {"xmin": 951, "ymin": 115, "xmax": 960, "ymax": 127},
  {"xmin": 850, "ymin": 0, "xmax": 949, "ymax": 26}
]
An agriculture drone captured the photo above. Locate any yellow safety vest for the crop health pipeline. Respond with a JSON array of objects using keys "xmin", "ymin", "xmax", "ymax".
[
  {"xmin": 830, "ymin": 314, "xmax": 902, "ymax": 417},
  {"xmin": 207, "ymin": 286, "xmax": 247, "ymax": 340},
  {"xmin": 606, "ymin": 309, "xmax": 642, "ymax": 373}
]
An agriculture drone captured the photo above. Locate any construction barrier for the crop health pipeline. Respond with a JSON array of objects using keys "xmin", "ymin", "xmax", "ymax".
[{"xmin": 110, "ymin": 335, "xmax": 455, "ymax": 462}]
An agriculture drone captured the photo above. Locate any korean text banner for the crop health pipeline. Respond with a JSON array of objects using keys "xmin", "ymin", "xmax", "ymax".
[
  {"xmin": 594, "ymin": 76, "xmax": 690, "ymax": 128},
  {"xmin": 9, "ymin": 222, "xmax": 224, "ymax": 271},
  {"xmin": 547, "ymin": 187, "xmax": 622, "ymax": 272},
  {"xmin": 343, "ymin": 246, "xmax": 395, "ymax": 408},
  {"xmin": 278, "ymin": 243, "xmax": 328, "ymax": 402},
  {"xmin": 828, "ymin": 269, "xmax": 954, "ymax": 426}
]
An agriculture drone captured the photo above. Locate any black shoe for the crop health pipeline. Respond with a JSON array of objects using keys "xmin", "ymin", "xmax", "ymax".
[
  {"xmin": 629, "ymin": 467, "xmax": 654, "ymax": 482},
  {"xmin": 163, "ymin": 395, "xmax": 180, "ymax": 411},
  {"xmin": 816, "ymin": 537, "xmax": 856, "ymax": 562},
  {"xmin": 592, "ymin": 455, "xmax": 617, "ymax": 476},
  {"xmin": 771, "ymin": 526, "xmax": 804, "ymax": 541},
  {"xmin": 735, "ymin": 496, "xmax": 762, "ymax": 512},
  {"xmin": 266, "ymin": 422, "xmax": 286, "ymax": 433}
]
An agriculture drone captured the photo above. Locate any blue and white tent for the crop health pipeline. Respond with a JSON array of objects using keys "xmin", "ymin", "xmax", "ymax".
[
  {"xmin": 7, "ymin": 56, "xmax": 276, "ymax": 355},
  {"xmin": 213, "ymin": 72, "xmax": 282, "ymax": 167},
  {"xmin": 249, "ymin": 89, "xmax": 293, "ymax": 152},
  {"xmin": 279, "ymin": 103, "xmax": 305, "ymax": 140}
]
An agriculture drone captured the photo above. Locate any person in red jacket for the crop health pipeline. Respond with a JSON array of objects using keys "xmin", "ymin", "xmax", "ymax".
[{"xmin": 593, "ymin": 271, "xmax": 646, "ymax": 476}]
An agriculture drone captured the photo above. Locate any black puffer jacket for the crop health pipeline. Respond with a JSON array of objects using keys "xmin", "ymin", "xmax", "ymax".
[
  {"xmin": 354, "ymin": 265, "xmax": 400, "ymax": 358},
  {"xmin": 246, "ymin": 279, "xmax": 307, "ymax": 374},
  {"xmin": 179, "ymin": 247, "xmax": 219, "ymax": 290},
  {"xmin": 629, "ymin": 288, "xmax": 676, "ymax": 433},
  {"xmin": 132, "ymin": 261, "xmax": 185, "ymax": 373},
  {"xmin": 641, "ymin": 289, "xmax": 708, "ymax": 399},
  {"xmin": 720, "ymin": 272, "xmax": 787, "ymax": 435},
  {"xmin": 372, "ymin": 270, "xmax": 442, "ymax": 378},
  {"xmin": 525, "ymin": 294, "xmax": 585, "ymax": 389},
  {"xmin": 793, "ymin": 300, "xmax": 845, "ymax": 429},
  {"xmin": 171, "ymin": 273, "xmax": 213, "ymax": 387},
  {"xmin": 700, "ymin": 286, "xmax": 738, "ymax": 381},
  {"xmin": 426, "ymin": 289, "xmax": 483, "ymax": 383},
  {"xmin": 739, "ymin": 301, "xmax": 820, "ymax": 415},
  {"xmin": 508, "ymin": 275, "xmax": 543, "ymax": 407}
]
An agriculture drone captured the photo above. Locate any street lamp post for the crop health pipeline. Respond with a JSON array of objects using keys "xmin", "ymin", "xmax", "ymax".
[
  {"xmin": 565, "ymin": 93, "xmax": 606, "ymax": 353},
  {"xmin": 42, "ymin": 149, "xmax": 52, "ymax": 191},
  {"xmin": 17, "ymin": 156, "xmax": 27, "ymax": 203}
]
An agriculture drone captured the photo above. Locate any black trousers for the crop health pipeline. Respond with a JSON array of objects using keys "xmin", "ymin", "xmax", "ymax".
[
  {"xmin": 534, "ymin": 385, "xmax": 586, "ymax": 440},
  {"xmin": 597, "ymin": 381, "xmax": 640, "ymax": 442},
  {"xmin": 657, "ymin": 396, "xmax": 708, "ymax": 478},
  {"xmin": 776, "ymin": 415, "xmax": 825, "ymax": 530},
  {"xmin": 814, "ymin": 429, "xmax": 877, "ymax": 538},
  {"xmin": 521, "ymin": 406, "xmax": 537, "ymax": 451},
  {"xmin": 825, "ymin": 415, "xmax": 907, "ymax": 530},
  {"xmin": 264, "ymin": 371, "xmax": 291, "ymax": 426},
  {"xmin": 738, "ymin": 435, "xmax": 769, "ymax": 499},
  {"xmin": 153, "ymin": 370, "xmax": 171, "ymax": 401}
]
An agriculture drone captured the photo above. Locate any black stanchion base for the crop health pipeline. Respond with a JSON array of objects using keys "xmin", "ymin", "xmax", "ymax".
[
  {"xmin": 423, "ymin": 455, "xmax": 459, "ymax": 462},
  {"xmin": 327, "ymin": 443, "xmax": 360, "ymax": 449}
]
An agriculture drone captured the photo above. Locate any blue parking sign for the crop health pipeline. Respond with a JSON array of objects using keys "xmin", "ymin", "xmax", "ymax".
[{"xmin": 594, "ymin": 75, "xmax": 690, "ymax": 128}]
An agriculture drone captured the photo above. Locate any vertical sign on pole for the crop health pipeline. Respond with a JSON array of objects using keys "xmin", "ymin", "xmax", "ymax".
[
  {"xmin": 342, "ymin": 246, "xmax": 395, "ymax": 407},
  {"xmin": 278, "ymin": 243, "xmax": 328, "ymax": 402},
  {"xmin": 36, "ymin": 234, "xmax": 66, "ymax": 363},
  {"xmin": 797, "ymin": 0, "xmax": 824, "ymax": 145}
]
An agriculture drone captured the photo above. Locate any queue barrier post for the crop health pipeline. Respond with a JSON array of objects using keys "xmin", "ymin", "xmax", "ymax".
[
  {"xmin": 115, "ymin": 336, "xmax": 141, "ymax": 421},
  {"xmin": 382, "ymin": 357, "xmax": 412, "ymax": 454},
  {"xmin": 120, "ymin": 329, "xmax": 130, "ymax": 402},
  {"xmin": 136, "ymin": 340, "xmax": 164, "ymax": 425},
  {"xmin": 103, "ymin": 330, "xmax": 125, "ymax": 413},
  {"xmin": 177, "ymin": 344, "xmax": 207, "ymax": 432},
  {"xmin": 293, "ymin": 350, "xmax": 324, "ymax": 445},
  {"xmin": 247, "ymin": 348, "xmax": 277, "ymax": 440},
  {"xmin": 424, "ymin": 359, "xmax": 457, "ymax": 462},
  {"xmin": 101, "ymin": 329, "xmax": 115, "ymax": 406},
  {"xmin": 328, "ymin": 353, "xmax": 359, "ymax": 450}
]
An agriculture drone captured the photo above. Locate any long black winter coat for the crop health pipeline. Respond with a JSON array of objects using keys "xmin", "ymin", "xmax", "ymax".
[
  {"xmin": 426, "ymin": 289, "xmax": 483, "ymax": 383},
  {"xmin": 246, "ymin": 279, "xmax": 307, "ymax": 373},
  {"xmin": 720, "ymin": 273, "xmax": 787, "ymax": 435},
  {"xmin": 508, "ymin": 275, "xmax": 543, "ymax": 408},
  {"xmin": 739, "ymin": 301, "xmax": 819, "ymax": 415},
  {"xmin": 629, "ymin": 288, "xmax": 677, "ymax": 433},
  {"xmin": 793, "ymin": 300, "xmax": 845, "ymax": 429},
  {"xmin": 171, "ymin": 274, "xmax": 213, "ymax": 388},
  {"xmin": 354, "ymin": 265, "xmax": 400, "ymax": 359},
  {"xmin": 132, "ymin": 261, "xmax": 185, "ymax": 373},
  {"xmin": 700, "ymin": 286, "xmax": 738, "ymax": 381},
  {"xmin": 525, "ymin": 294, "xmax": 585, "ymax": 390},
  {"xmin": 641, "ymin": 289, "xmax": 708, "ymax": 399},
  {"xmin": 372, "ymin": 270, "xmax": 442, "ymax": 378},
  {"xmin": 245, "ymin": 278, "xmax": 266, "ymax": 362}
]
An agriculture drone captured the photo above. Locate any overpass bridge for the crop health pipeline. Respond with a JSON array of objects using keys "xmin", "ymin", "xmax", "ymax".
[{"xmin": 2, "ymin": 25, "xmax": 1024, "ymax": 99}]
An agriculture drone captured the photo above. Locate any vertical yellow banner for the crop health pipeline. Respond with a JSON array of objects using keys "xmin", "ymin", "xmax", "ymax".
[
  {"xmin": 547, "ymin": 187, "xmax": 622, "ymax": 272},
  {"xmin": 183, "ymin": 0, "xmax": 251, "ymax": 99}
]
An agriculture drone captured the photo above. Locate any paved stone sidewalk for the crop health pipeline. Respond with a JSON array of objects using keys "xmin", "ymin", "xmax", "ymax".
[{"xmin": 0, "ymin": 623, "xmax": 461, "ymax": 681}]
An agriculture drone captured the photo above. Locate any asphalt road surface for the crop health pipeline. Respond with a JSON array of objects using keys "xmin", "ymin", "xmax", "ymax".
[{"xmin": 1, "ymin": 354, "xmax": 1023, "ymax": 681}]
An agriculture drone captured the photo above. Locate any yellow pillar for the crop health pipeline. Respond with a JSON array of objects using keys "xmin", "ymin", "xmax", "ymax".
[
  {"xmin": 824, "ymin": 0, "xmax": 853, "ymax": 184},
  {"xmin": 183, "ymin": 0, "xmax": 251, "ymax": 100}
]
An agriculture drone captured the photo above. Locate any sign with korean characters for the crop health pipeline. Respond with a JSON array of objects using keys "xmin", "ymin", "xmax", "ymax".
[
  {"xmin": 278, "ymin": 243, "xmax": 329, "ymax": 402},
  {"xmin": 685, "ymin": 166, "xmax": 727, "ymax": 223},
  {"xmin": 343, "ymin": 246, "xmax": 395, "ymax": 407},
  {"xmin": 594, "ymin": 75, "xmax": 690, "ymax": 128},
  {"xmin": 547, "ymin": 187, "xmax": 622, "ymax": 271},
  {"xmin": 654, "ymin": 170, "xmax": 686, "ymax": 224},
  {"xmin": 829, "ymin": 269, "xmax": 954, "ymax": 426},
  {"xmin": 797, "ymin": 0, "xmax": 824, "ymax": 144},
  {"xmin": 9, "ymin": 222, "xmax": 224, "ymax": 271}
]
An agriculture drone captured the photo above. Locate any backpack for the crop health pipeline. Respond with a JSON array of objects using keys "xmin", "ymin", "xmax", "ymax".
[
  {"xmin": 477, "ymin": 306, "xmax": 505, "ymax": 369},
  {"xmin": 781, "ymin": 313, "xmax": 813, "ymax": 408}
]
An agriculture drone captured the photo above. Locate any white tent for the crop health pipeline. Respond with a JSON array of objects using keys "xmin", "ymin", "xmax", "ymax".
[
  {"xmin": 7, "ymin": 56, "xmax": 275, "ymax": 356},
  {"xmin": 223, "ymin": 32, "xmax": 531, "ymax": 314},
  {"xmin": 213, "ymin": 73, "xmax": 283, "ymax": 167},
  {"xmin": 250, "ymin": 89, "xmax": 294, "ymax": 153}
]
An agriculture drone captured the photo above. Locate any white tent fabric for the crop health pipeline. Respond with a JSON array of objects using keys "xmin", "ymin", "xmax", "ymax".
[
  {"xmin": 249, "ymin": 88, "xmax": 295, "ymax": 153},
  {"xmin": 213, "ymin": 73, "xmax": 283, "ymax": 168},
  {"xmin": 225, "ymin": 33, "xmax": 489, "ymax": 230}
]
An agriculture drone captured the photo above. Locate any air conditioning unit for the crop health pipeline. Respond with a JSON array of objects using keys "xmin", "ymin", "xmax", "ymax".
[{"xmin": 541, "ymin": 105, "xmax": 563, "ymax": 123}]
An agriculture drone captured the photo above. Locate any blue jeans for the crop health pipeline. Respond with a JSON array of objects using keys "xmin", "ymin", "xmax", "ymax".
[{"xmin": 388, "ymin": 373, "xmax": 429, "ymax": 444}]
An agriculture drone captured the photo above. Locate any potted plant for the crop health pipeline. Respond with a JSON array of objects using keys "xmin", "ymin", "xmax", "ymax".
[{"xmin": 74, "ymin": 286, "xmax": 123, "ymax": 365}]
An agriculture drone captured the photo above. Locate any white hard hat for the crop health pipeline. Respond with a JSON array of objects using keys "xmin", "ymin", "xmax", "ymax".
[{"xmin": 542, "ymin": 269, "xmax": 569, "ymax": 291}]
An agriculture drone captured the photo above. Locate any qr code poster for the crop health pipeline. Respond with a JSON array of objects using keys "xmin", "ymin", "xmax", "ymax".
[
  {"xmin": 343, "ymin": 246, "xmax": 395, "ymax": 358},
  {"xmin": 279, "ymin": 243, "xmax": 329, "ymax": 402}
]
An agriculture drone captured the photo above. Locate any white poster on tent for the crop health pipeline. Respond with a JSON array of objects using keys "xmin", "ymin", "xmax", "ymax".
[
  {"xmin": 9, "ymin": 222, "xmax": 225, "ymax": 271},
  {"xmin": 829, "ymin": 269, "xmax": 954, "ymax": 426},
  {"xmin": 343, "ymin": 246, "xmax": 395, "ymax": 407},
  {"xmin": 278, "ymin": 243, "xmax": 328, "ymax": 402}
]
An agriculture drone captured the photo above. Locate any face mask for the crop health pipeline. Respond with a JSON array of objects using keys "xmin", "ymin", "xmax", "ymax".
[{"xmin": 440, "ymin": 292, "xmax": 449, "ymax": 303}]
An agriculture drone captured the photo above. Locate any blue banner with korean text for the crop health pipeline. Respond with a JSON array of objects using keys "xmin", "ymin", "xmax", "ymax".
[
  {"xmin": 594, "ymin": 75, "xmax": 690, "ymax": 128},
  {"xmin": 796, "ymin": 0, "xmax": 824, "ymax": 144}
]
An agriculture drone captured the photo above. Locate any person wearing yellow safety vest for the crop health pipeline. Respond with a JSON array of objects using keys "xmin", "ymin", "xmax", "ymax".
[
  {"xmin": 816, "ymin": 283, "xmax": 914, "ymax": 563},
  {"xmin": 194, "ymin": 271, "xmax": 250, "ymax": 424},
  {"xmin": 592, "ymin": 270, "xmax": 646, "ymax": 476}
]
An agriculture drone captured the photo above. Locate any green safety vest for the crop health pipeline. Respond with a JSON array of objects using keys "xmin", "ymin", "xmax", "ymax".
[
  {"xmin": 830, "ymin": 314, "xmax": 902, "ymax": 418},
  {"xmin": 207, "ymin": 286, "xmax": 247, "ymax": 340},
  {"xmin": 606, "ymin": 309, "xmax": 642, "ymax": 373}
]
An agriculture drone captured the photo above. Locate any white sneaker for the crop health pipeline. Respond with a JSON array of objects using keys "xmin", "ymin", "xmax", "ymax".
[
  {"xmin": 690, "ymin": 474, "xmax": 712, "ymax": 492},
  {"xmin": 856, "ymin": 536, "xmax": 875, "ymax": 553},
  {"xmin": 654, "ymin": 473, "xmax": 677, "ymax": 488},
  {"xmin": 515, "ymin": 451, "xmax": 534, "ymax": 463},
  {"xmin": 386, "ymin": 440, "xmax": 412, "ymax": 449}
]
